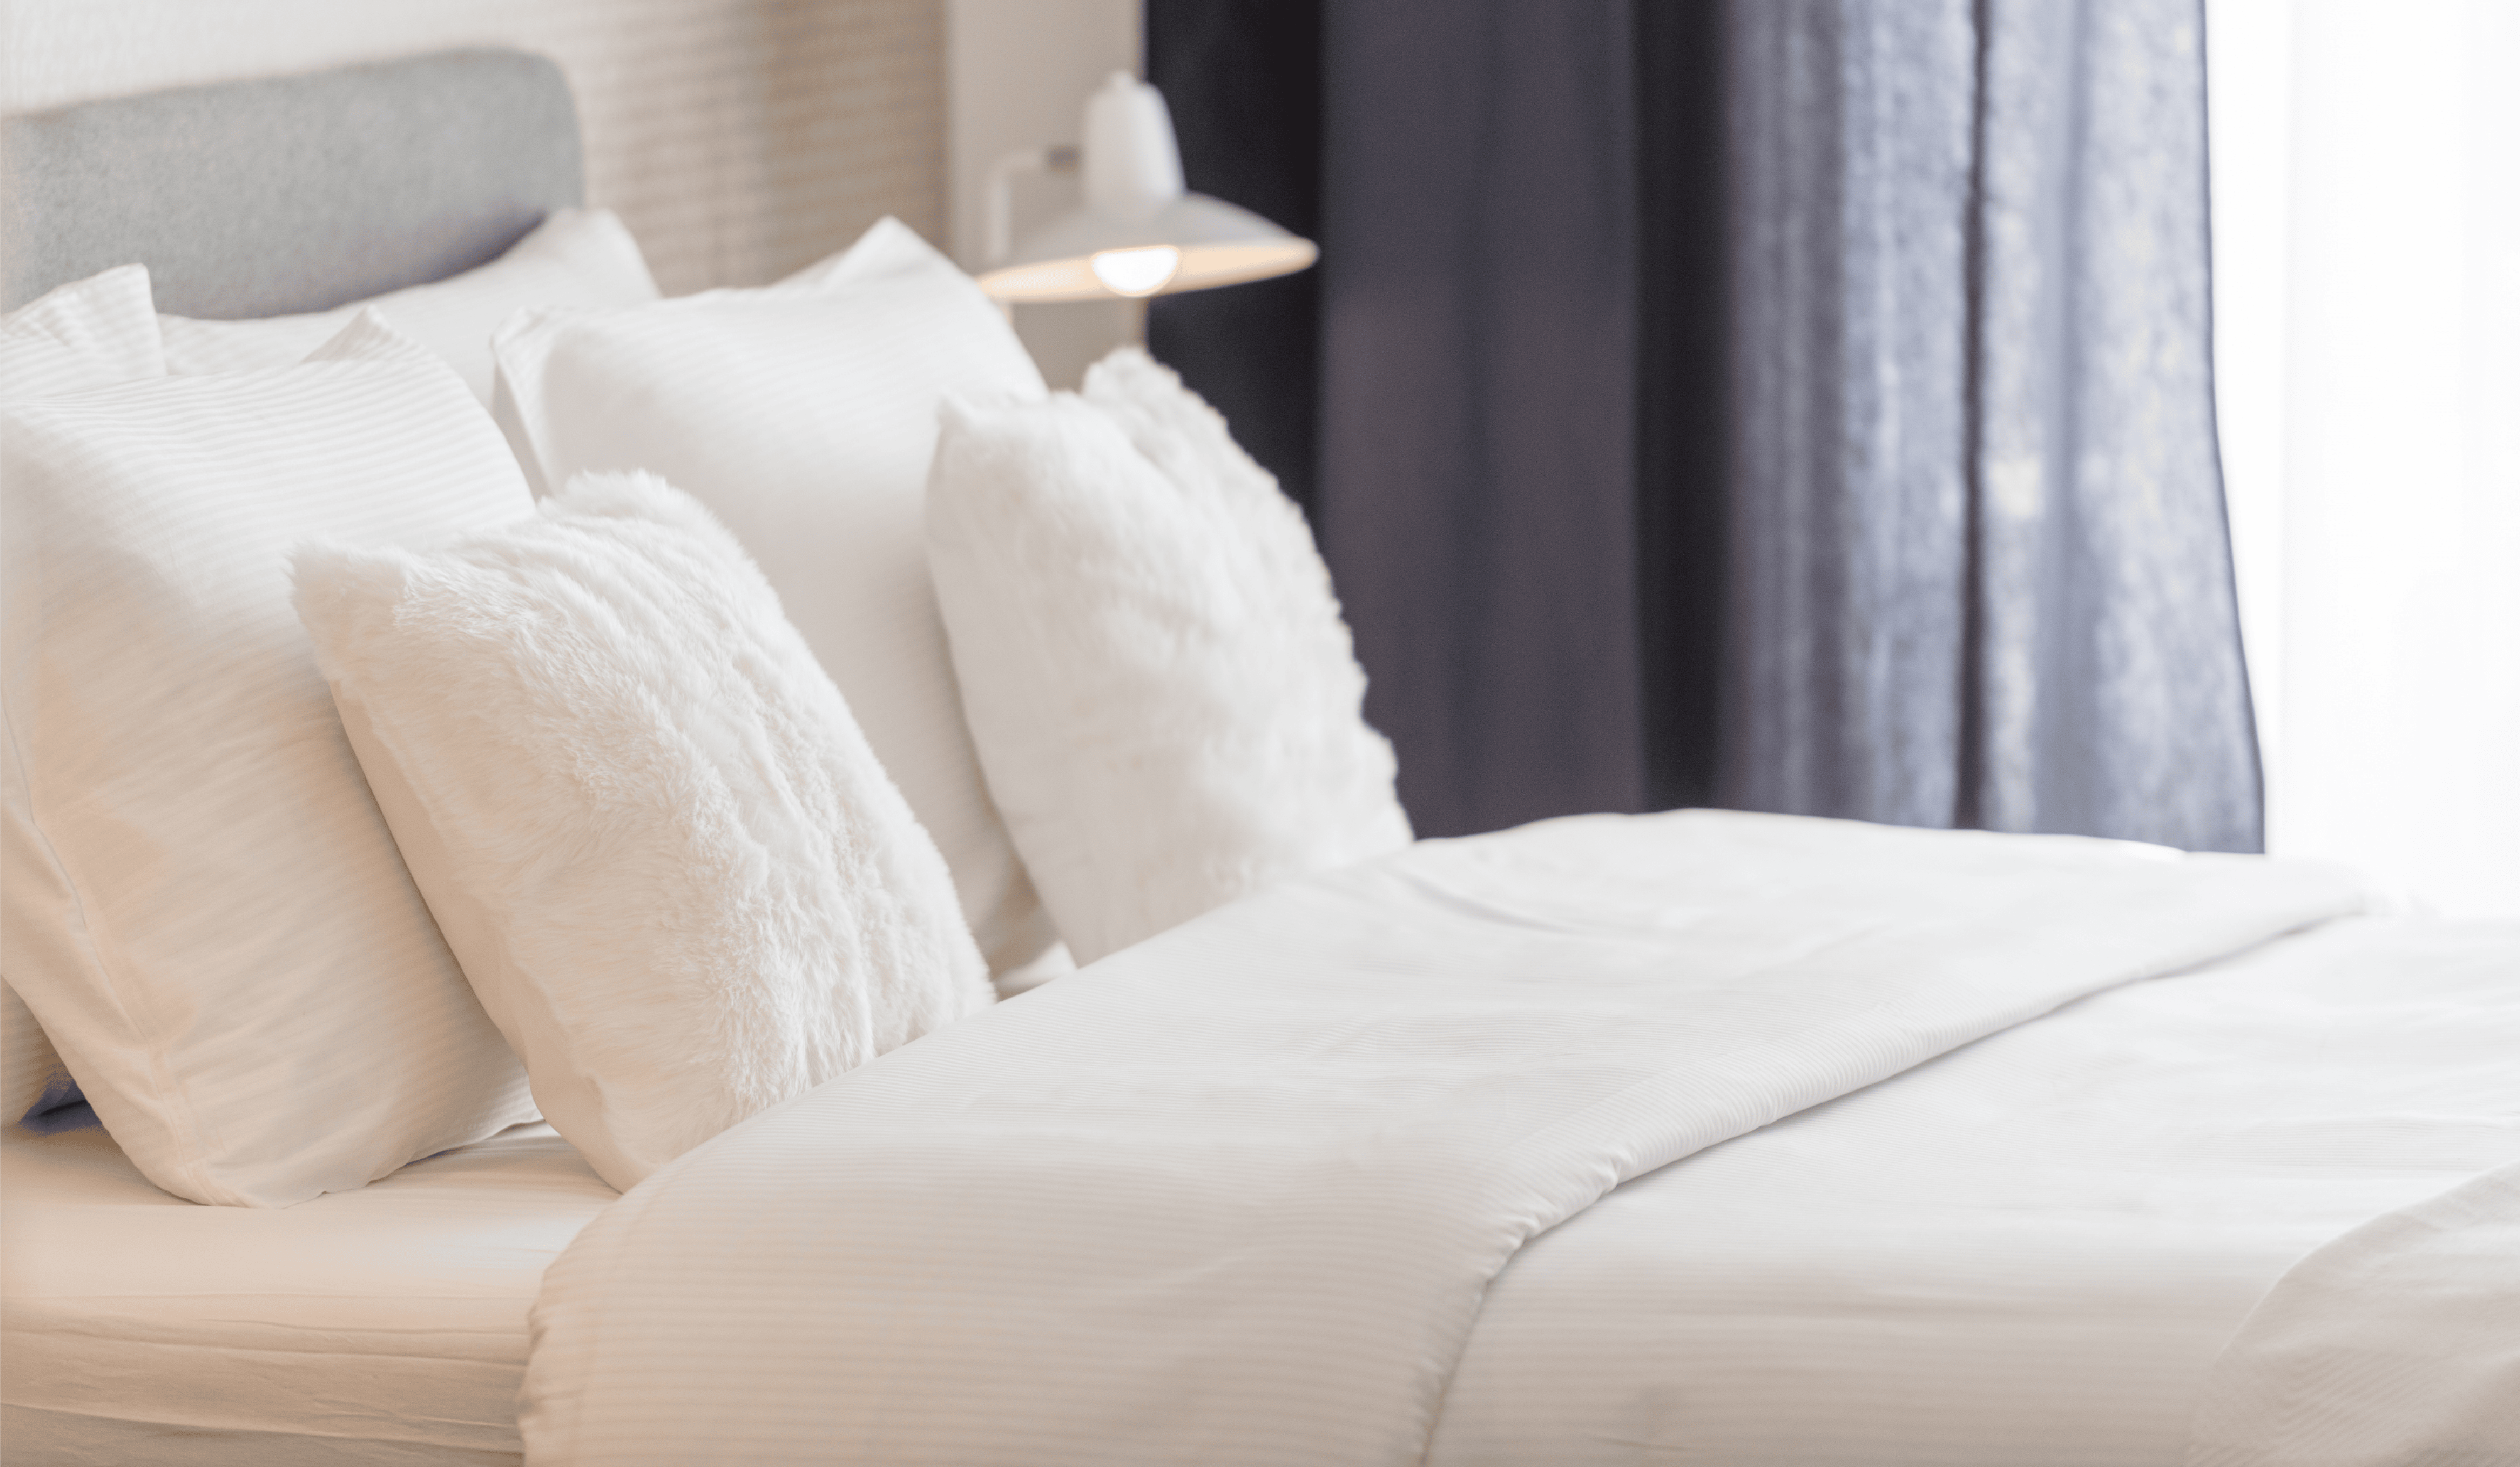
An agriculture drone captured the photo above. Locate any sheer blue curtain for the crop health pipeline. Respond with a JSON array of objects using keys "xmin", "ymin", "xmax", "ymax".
[{"xmin": 1720, "ymin": 0, "xmax": 2261, "ymax": 851}]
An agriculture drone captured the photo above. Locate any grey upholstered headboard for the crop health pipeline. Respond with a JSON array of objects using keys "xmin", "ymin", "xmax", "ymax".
[{"xmin": 1, "ymin": 48, "xmax": 582, "ymax": 318}]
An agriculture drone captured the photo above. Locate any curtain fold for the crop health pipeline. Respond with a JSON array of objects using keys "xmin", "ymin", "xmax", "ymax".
[
  {"xmin": 1720, "ymin": 0, "xmax": 2262, "ymax": 851},
  {"xmin": 1145, "ymin": 0, "xmax": 1324, "ymax": 518},
  {"xmin": 1317, "ymin": 1, "xmax": 1646, "ymax": 839}
]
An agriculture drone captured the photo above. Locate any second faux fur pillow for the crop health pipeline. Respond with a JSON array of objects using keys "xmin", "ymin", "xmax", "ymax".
[
  {"xmin": 295, "ymin": 472, "xmax": 993, "ymax": 1191},
  {"xmin": 927, "ymin": 349, "xmax": 1412, "ymax": 964}
]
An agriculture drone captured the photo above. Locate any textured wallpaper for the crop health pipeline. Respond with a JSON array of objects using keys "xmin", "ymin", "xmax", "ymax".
[{"xmin": 3, "ymin": 0, "xmax": 947, "ymax": 293}]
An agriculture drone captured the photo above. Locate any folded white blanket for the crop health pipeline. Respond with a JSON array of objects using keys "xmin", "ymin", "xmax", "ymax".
[{"xmin": 524, "ymin": 810, "xmax": 2364, "ymax": 1466}]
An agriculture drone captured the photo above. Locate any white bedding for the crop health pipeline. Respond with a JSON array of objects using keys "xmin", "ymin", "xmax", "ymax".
[
  {"xmin": 523, "ymin": 810, "xmax": 2381, "ymax": 1466},
  {"xmin": 2189, "ymin": 1155, "xmax": 2520, "ymax": 1467},
  {"xmin": 1433, "ymin": 914, "xmax": 2520, "ymax": 1466},
  {"xmin": 4, "ymin": 833, "xmax": 2510, "ymax": 1466},
  {"xmin": 0, "ymin": 1121, "xmax": 614, "ymax": 1465}
]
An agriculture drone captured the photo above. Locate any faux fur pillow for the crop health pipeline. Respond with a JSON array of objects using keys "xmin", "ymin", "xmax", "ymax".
[
  {"xmin": 295, "ymin": 472, "xmax": 993, "ymax": 1192},
  {"xmin": 927, "ymin": 348, "xmax": 1413, "ymax": 964}
]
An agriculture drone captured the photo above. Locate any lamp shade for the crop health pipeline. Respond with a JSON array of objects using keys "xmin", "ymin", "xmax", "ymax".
[{"xmin": 977, "ymin": 74, "xmax": 1317, "ymax": 304}]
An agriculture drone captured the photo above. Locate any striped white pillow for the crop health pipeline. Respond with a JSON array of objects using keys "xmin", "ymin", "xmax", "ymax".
[
  {"xmin": 1, "ymin": 264, "xmax": 165, "ymax": 1131},
  {"xmin": 160, "ymin": 210, "xmax": 659, "ymax": 403},
  {"xmin": 0, "ymin": 264, "xmax": 162, "ymax": 399},
  {"xmin": 493, "ymin": 218, "xmax": 1062, "ymax": 983},
  {"xmin": 0, "ymin": 311, "xmax": 538, "ymax": 1207}
]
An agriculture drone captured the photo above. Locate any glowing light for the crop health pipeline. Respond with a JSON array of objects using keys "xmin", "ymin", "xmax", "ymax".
[{"xmin": 1088, "ymin": 244, "xmax": 1182, "ymax": 297}]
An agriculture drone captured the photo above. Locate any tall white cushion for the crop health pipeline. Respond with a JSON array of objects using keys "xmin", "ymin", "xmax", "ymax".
[
  {"xmin": 160, "ymin": 209, "xmax": 659, "ymax": 402},
  {"xmin": 0, "ymin": 263, "xmax": 162, "ymax": 400},
  {"xmin": 0, "ymin": 312, "xmax": 538, "ymax": 1206},
  {"xmin": 0, "ymin": 264, "xmax": 166, "ymax": 1129},
  {"xmin": 926, "ymin": 348, "xmax": 1412, "ymax": 964},
  {"xmin": 493, "ymin": 217, "xmax": 1059, "ymax": 979},
  {"xmin": 295, "ymin": 472, "xmax": 994, "ymax": 1192}
]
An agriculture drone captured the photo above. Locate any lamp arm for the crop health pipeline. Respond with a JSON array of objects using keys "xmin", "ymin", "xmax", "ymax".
[{"xmin": 983, "ymin": 145, "xmax": 1083, "ymax": 266}]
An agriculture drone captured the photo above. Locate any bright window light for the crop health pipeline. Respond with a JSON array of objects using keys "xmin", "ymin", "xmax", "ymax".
[
  {"xmin": 2209, "ymin": 0, "xmax": 2519, "ymax": 916},
  {"xmin": 1088, "ymin": 245, "xmax": 1181, "ymax": 297}
]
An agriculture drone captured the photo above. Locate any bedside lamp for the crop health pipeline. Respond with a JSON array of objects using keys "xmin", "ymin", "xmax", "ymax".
[{"xmin": 978, "ymin": 73, "xmax": 1317, "ymax": 304}]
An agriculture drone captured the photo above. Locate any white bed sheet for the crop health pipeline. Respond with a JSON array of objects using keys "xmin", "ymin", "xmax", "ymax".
[
  {"xmin": 1432, "ymin": 915, "xmax": 2520, "ymax": 1466},
  {"xmin": 0, "ymin": 1120, "xmax": 613, "ymax": 1466}
]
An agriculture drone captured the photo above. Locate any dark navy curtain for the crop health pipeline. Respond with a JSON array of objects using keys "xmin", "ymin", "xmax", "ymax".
[
  {"xmin": 1312, "ymin": 1, "xmax": 1647, "ymax": 837},
  {"xmin": 1143, "ymin": 3, "xmax": 1323, "ymax": 517},
  {"xmin": 1146, "ymin": 0, "xmax": 2261, "ymax": 853}
]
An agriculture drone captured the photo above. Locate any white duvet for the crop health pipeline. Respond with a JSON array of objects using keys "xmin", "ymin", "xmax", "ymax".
[
  {"xmin": 526, "ymin": 810, "xmax": 2372, "ymax": 1465},
  {"xmin": 2190, "ymin": 1157, "xmax": 2520, "ymax": 1467},
  {"xmin": 1433, "ymin": 913, "xmax": 2520, "ymax": 1466}
]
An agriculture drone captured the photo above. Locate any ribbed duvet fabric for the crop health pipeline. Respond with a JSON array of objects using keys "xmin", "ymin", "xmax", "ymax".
[
  {"xmin": 525, "ymin": 809, "xmax": 2369, "ymax": 1466},
  {"xmin": 1429, "ymin": 914, "xmax": 2520, "ymax": 1465},
  {"xmin": 8, "ymin": 883, "xmax": 2512, "ymax": 1465},
  {"xmin": 2189, "ymin": 1158, "xmax": 2520, "ymax": 1466}
]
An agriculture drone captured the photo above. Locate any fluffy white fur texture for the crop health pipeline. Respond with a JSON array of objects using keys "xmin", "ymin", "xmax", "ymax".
[
  {"xmin": 927, "ymin": 347, "xmax": 1413, "ymax": 965},
  {"xmin": 295, "ymin": 472, "xmax": 993, "ymax": 1192}
]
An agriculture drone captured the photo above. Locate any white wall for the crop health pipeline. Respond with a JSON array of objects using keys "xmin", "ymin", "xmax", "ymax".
[
  {"xmin": 4, "ymin": 0, "xmax": 949, "ymax": 295},
  {"xmin": 944, "ymin": 0, "xmax": 1141, "ymax": 388}
]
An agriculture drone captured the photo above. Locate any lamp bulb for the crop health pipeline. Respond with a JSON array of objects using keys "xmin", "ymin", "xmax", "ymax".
[{"xmin": 1088, "ymin": 244, "xmax": 1182, "ymax": 297}]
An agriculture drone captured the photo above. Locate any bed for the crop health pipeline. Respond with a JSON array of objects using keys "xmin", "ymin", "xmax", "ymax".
[{"xmin": 3, "ymin": 48, "xmax": 2516, "ymax": 1467}]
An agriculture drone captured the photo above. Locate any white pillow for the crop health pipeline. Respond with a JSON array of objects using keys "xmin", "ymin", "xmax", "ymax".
[
  {"xmin": 294, "ymin": 472, "xmax": 993, "ymax": 1192},
  {"xmin": 1, "ymin": 264, "xmax": 165, "ymax": 1128},
  {"xmin": 925, "ymin": 348, "xmax": 1413, "ymax": 964},
  {"xmin": 493, "ymin": 217, "xmax": 1060, "ymax": 981},
  {"xmin": 160, "ymin": 209, "xmax": 657, "ymax": 401},
  {"xmin": 0, "ymin": 984, "xmax": 75, "ymax": 1130},
  {"xmin": 0, "ymin": 263, "xmax": 163, "ymax": 400},
  {"xmin": 0, "ymin": 312, "xmax": 538, "ymax": 1206}
]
